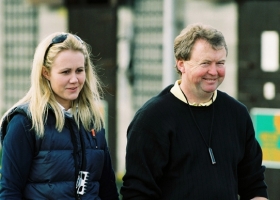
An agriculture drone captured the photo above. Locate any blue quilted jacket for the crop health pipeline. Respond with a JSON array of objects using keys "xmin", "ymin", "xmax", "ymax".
[{"xmin": 0, "ymin": 104, "xmax": 119, "ymax": 200}]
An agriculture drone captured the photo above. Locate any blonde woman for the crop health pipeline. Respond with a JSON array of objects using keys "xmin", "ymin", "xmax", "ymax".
[{"xmin": 0, "ymin": 32, "xmax": 119, "ymax": 199}]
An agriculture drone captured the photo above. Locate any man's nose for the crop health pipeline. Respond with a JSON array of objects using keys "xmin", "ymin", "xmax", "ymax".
[{"xmin": 208, "ymin": 64, "xmax": 218, "ymax": 75}]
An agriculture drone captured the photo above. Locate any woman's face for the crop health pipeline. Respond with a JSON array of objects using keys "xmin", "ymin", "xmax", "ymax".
[{"xmin": 43, "ymin": 49, "xmax": 86, "ymax": 110}]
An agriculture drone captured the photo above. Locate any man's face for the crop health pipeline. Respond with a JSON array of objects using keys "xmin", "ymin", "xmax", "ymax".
[{"xmin": 178, "ymin": 39, "xmax": 227, "ymax": 98}]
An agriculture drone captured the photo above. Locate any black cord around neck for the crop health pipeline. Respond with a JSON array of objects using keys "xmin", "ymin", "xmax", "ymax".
[
  {"xmin": 67, "ymin": 119, "xmax": 87, "ymax": 199},
  {"xmin": 180, "ymin": 88, "xmax": 216, "ymax": 164}
]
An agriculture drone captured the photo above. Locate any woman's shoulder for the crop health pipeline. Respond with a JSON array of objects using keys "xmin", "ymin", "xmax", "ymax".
[
  {"xmin": 0, "ymin": 104, "xmax": 32, "ymax": 145},
  {"xmin": 6, "ymin": 103, "xmax": 31, "ymax": 120}
]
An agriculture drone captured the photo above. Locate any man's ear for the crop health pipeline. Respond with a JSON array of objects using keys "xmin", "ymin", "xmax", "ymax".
[
  {"xmin": 42, "ymin": 66, "xmax": 50, "ymax": 80},
  {"xmin": 176, "ymin": 60, "xmax": 185, "ymax": 73}
]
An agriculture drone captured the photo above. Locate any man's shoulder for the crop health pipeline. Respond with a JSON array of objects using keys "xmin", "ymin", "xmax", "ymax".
[
  {"xmin": 217, "ymin": 90, "xmax": 248, "ymax": 111},
  {"xmin": 141, "ymin": 84, "xmax": 175, "ymax": 109}
]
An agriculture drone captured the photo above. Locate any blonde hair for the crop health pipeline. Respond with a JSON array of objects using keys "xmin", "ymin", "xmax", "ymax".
[{"xmin": 1, "ymin": 32, "xmax": 104, "ymax": 137}]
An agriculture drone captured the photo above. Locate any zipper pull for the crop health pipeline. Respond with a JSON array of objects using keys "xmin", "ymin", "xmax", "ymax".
[
  {"xmin": 91, "ymin": 129, "xmax": 98, "ymax": 149},
  {"xmin": 91, "ymin": 129, "xmax": 95, "ymax": 137}
]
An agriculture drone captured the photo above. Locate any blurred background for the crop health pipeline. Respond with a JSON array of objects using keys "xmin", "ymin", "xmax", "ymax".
[{"xmin": 0, "ymin": 0, "xmax": 279, "ymax": 198}]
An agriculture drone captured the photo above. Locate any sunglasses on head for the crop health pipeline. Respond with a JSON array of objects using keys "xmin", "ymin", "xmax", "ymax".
[{"xmin": 43, "ymin": 33, "xmax": 83, "ymax": 62}]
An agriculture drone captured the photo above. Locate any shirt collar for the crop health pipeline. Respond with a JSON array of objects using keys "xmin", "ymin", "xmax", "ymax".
[
  {"xmin": 170, "ymin": 80, "xmax": 217, "ymax": 106},
  {"xmin": 57, "ymin": 103, "xmax": 73, "ymax": 117}
]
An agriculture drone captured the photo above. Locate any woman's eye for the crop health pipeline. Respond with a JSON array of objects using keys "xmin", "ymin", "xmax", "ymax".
[
  {"xmin": 62, "ymin": 70, "xmax": 70, "ymax": 74},
  {"xmin": 77, "ymin": 68, "xmax": 84, "ymax": 73}
]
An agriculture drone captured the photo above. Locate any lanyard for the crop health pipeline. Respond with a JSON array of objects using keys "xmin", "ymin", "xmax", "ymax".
[{"xmin": 180, "ymin": 88, "xmax": 216, "ymax": 165}]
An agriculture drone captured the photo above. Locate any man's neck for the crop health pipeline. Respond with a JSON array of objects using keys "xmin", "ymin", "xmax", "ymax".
[{"xmin": 179, "ymin": 86, "xmax": 214, "ymax": 105}]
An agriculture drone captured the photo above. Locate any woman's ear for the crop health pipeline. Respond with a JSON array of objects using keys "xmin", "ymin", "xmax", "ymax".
[
  {"xmin": 42, "ymin": 66, "xmax": 50, "ymax": 80},
  {"xmin": 176, "ymin": 60, "xmax": 185, "ymax": 73}
]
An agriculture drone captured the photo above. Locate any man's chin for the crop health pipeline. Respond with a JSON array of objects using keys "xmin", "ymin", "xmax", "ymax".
[{"xmin": 203, "ymin": 88, "xmax": 217, "ymax": 94}]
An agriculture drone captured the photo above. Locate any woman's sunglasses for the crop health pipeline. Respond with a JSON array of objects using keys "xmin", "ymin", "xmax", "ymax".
[{"xmin": 43, "ymin": 34, "xmax": 83, "ymax": 62}]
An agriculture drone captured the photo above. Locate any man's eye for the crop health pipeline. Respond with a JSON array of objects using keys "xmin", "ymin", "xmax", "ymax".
[{"xmin": 201, "ymin": 63, "xmax": 209, "ymax": 67}]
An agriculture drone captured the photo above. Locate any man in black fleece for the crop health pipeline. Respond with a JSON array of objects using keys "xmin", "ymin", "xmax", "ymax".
[{"xmin": 120, "ymin": 23, "xmax": 268, "ymax": 200}]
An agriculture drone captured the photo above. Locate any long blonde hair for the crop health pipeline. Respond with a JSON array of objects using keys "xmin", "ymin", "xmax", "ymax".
[{"xmin": 1, "ymin": 32, "xmax": 104, "ymax": 137}]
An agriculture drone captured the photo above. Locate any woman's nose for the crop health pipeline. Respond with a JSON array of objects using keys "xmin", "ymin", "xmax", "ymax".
[{"xmin": 69, "ymin": 74, "xmax": 78, "ymax": 83}]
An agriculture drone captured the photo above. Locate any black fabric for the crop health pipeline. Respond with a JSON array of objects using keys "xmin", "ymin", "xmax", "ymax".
[
  {"xmin": 67, "ymin": 119, "xmax": 80, "ymax": 199},
  {"xmin": 121, "ymin": 85, "xmax": 268, "ymax": 200}
]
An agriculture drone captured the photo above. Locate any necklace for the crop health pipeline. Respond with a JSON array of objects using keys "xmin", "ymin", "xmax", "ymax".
[{"xmin": 180, "ymin": 88, "xmax": 216, "ymax": 165}]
